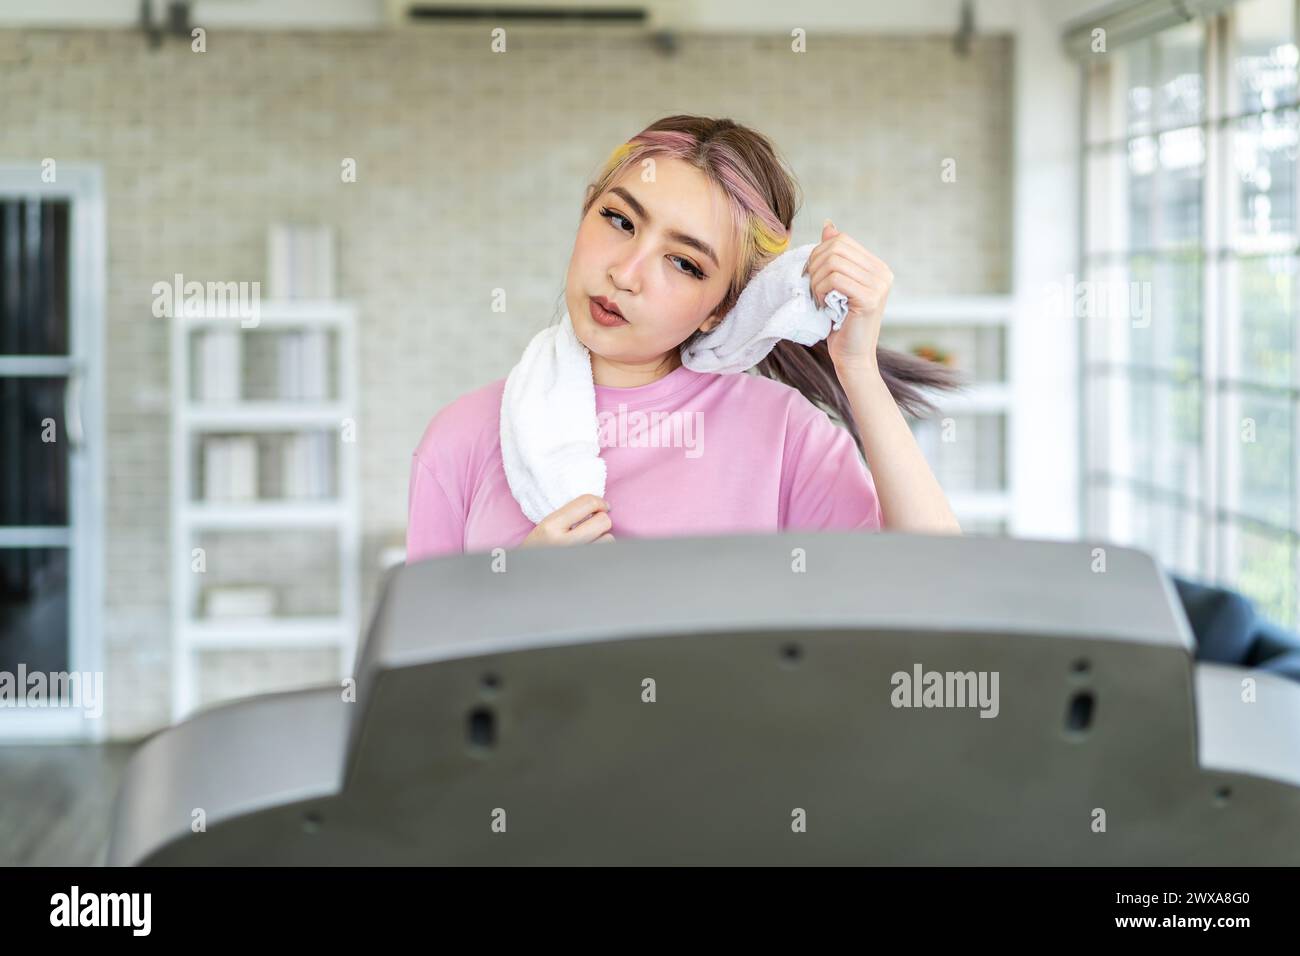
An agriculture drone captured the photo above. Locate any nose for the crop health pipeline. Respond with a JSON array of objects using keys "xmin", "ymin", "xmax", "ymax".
[{"xmin": 607, "ymin": 243, "xmax": 648, "ymax": 295}]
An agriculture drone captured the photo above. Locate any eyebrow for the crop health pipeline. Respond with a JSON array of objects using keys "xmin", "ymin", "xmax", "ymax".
[{"xmin": 608, "ymin": 186, "xmax": 720, "ymax": 269}]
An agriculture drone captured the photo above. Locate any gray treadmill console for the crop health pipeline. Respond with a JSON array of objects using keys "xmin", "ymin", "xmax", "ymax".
[{"xmin": 107, "ymin": 531, "xmax": 1300, "ymax": 864}]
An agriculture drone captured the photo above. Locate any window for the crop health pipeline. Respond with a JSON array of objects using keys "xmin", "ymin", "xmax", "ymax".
[{"xmin": 1083, "ymin": 0, "xmax": 1300, "ymax": 627}]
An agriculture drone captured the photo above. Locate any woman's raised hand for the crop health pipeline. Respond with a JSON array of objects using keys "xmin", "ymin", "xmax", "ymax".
[
  {"xmin": 519, "ymin": 494, "xmax": 616, "ymax": 548},
  {"xmin": 804, "ymin": 219, "xmax": 894, "ymax": 373}
]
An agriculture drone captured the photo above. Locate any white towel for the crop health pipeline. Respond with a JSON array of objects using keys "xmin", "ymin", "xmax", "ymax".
[
  {"xmin": 680, "ymin": 242, "xmax": 848, "ymax": 374},
  {"xmin": 499, "ymin": 241, "xmax": 848, "ymax": 524},
  {"xmin": 499, "ymin": 306, "xmax": 607, "ymax": 526}
]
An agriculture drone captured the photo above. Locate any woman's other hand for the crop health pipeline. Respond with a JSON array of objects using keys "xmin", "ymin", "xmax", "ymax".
[{"xmin": 519, "ymin": 494, "xmax": 616, "ymax": 547}]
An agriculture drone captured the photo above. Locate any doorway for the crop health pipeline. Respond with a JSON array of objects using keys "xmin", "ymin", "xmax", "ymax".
[{"xmin": 0, "ymin": 164, "xmax": 106, "ymax": 741}]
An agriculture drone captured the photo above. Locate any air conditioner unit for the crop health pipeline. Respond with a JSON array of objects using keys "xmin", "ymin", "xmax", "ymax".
[{"xmin": 384, "ymin": 0, "xmax": 680, "ymax": 30}]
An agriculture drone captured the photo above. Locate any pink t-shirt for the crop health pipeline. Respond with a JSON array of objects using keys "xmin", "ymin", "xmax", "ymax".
[{"xmin": 406, "ymin": 363, "xmax": 883, "ymax": 561}]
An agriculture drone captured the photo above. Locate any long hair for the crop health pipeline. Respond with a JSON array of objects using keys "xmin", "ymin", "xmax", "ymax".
[{"xmin": 576, "ymin": 114, "xmax": 967, "ymax": 459}]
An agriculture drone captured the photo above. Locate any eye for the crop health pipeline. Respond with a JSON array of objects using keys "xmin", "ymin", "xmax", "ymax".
[
  {"xmin": 599, "ymin": 207, "xmax": 632, "ymax": 232},
  {"xmin": 669, "ymin": 255, "xmax": 705, "ymax": 280},
  {"xmin": 599, "ymin": 206, "xmax": 706, "ymax": 281}
]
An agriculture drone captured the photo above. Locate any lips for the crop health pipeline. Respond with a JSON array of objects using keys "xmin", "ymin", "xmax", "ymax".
[
  {"xmin": 589, "ymin": 296, "xmax": 628, "ymax": 327},
  {"xmin": 592, "ymin": 295, "xmax": 624, "ymax": 319}
]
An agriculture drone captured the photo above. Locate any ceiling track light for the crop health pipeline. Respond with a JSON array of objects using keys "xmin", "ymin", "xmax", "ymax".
[
  {"xmin": 954, "ymin": 0, "xmax": 975, "ymax": 58},
  {"xmin": 138, "ymin": 0, "xmax": 193, "ymax": 52}
]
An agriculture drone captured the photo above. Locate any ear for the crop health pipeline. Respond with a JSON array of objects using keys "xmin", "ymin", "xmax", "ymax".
[{"xmin": 698, "ymin": 313, "xmax": 723, "ymax": 334}]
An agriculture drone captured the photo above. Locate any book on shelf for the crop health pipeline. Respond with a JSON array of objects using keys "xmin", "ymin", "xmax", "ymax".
[
  {"xmin": 267, "ymin": 223, "xmax": 335, "ymax": 300},
  {"xmin": 203, "ymin": 436, "xmax": 258, "ymax": 502},
  {"xmin": 196, "ymin": 329, "xmax": 242, "ymax": 402},
  {"xmin": 301, "ymin": 330, "xmax": 327, "ymax": 400},
  {"xmin": 276, "ymin": 331, "xmax": 299, "ymax": 400},
  {"xmin": 276, "ymin": 329, "xmax": 329, "ymax": 401},
  {"xmin": 280, "ymin": 432, "xmax": 333, "ymax": 500}
]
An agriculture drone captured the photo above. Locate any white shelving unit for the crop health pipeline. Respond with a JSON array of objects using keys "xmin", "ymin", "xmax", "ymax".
[
  {"xmin": 879, "ymin": 295, "xmax": 1016, "ymax": 533},
  {"xmin": 169, "ymin": 302, "xmax": 360, "ymax": 722}
]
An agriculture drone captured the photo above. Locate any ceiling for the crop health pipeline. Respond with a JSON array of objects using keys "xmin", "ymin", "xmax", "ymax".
[{"xmin": 0, "ymin": 0, "xmax": 1122, "ymax": 35}]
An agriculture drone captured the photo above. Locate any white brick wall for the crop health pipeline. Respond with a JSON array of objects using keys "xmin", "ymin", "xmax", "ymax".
[{"xmin": 0, "ymin": 25, "xmax": 1012, "ymax": 738}]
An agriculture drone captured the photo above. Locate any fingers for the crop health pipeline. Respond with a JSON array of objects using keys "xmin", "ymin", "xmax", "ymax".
[
  {"xmin": 804, "ymin": 235, "xmax": 891, "ymax": 285},
  {"xmin": 807, "ymin": 253, "xmax": 880, "ymax": 309},
  {"xmin": 812, "ymin": 271, "xmax": 873, "ymax": 312},
  {"xmin": 550, "ymin": 494, "xmax": 609, "ymax": 530},
  {"xmin": 566, "ymin": 508, "xmax": 613, "ymax": 544},
  {"xmin": 545, "ymin": 494, "xmax": 611, "ymax": 545},
  {"xmin": 810, "ymin": 251, "xmax": 872, "ymax": 286},
  {"xmin": 806, "ymin": 244, "xmax": 889, "ymax": 286},
  {"xmin": 521, "ymin": 495, "xmax": 617, "ymax": 549},
  {"xmin": 835, "ymin": 232, "xmax": 883, "ymax": 269}
]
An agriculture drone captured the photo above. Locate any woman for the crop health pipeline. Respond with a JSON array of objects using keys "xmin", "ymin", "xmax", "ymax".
[{"xmin": 408, "ymin": 114, "xmax": 964, "ymax": 560}]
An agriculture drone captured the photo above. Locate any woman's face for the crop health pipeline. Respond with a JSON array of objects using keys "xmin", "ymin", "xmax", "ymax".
[{"xmin": 565, "ymin": 157, "xmax": 739, "ymax": 385}]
